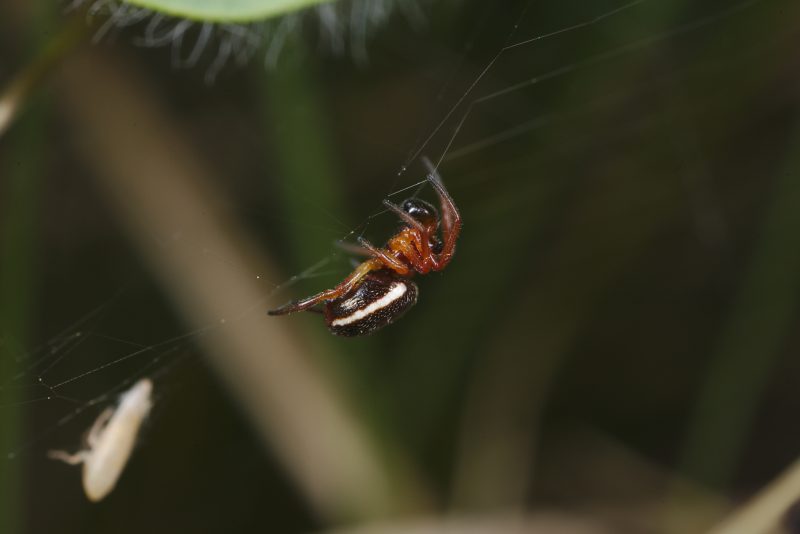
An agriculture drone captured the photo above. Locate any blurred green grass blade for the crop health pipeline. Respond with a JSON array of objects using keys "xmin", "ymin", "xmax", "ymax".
[
  {"xmin": 0, "ymin": 92, "xmax": 48, "ymax": 534},
  {"xmin": 0, "ymin": 5, "xmax": 54, "ymax": 532},
  {"xmin": 260, "ymin": 36, "xmax": 439, "ymax": 516},
  {"xmin": 262, "ymin": 40, "xmax": 345, "ymax": 276},
  {"xmin": 124, "ymin": 0, "xmax": 336, "ymax": 22},
  {"xmin": 681, "ymin": 124, "xmax": 800, "ymax": 490},
  {"xmin": 261, "ymin": 39, "xmax": 426, "ymax": 517}
]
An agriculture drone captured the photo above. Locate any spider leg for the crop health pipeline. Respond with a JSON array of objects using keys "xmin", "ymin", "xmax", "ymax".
[
  {"xmin": 356, "ymin": 237, "xmax": 411, "ymax": 275},
  {"xmin": 382, "ymin": 199, "xmax": 437, "ymax": 271},
  {"xmin": 421, "ymin": 157, "xmax": 462, "ymax": 270},
  {"xmin": 382, "ymin": 200, "xmax": 425, "ymax": 232},
  {"xmin": 395, "ymin": 232, "xmax": 433, "ymax": 274},
  {"xmin": 334, "ymin": 239, "xmax": 373, "ymax": 257},
  {"xmin": 268, "ymin": 258, "xmax": 384, "ymax": 315},
  {"xmin": 333, "ymin": 240, "xmax": 377, "ymax": 268}
]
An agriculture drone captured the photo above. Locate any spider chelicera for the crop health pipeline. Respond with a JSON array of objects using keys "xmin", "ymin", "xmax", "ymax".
[{"xmin": 268, "ymin": 158, "xmax": 462, "ymax": 336}]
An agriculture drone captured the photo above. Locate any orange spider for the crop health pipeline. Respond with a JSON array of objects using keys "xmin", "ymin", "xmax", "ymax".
[{"xmin": 268, "ymin": 158, "xmax": 462, "ymax": 336}]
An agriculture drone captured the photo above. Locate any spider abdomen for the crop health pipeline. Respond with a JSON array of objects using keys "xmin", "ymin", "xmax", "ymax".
[{"xmin": 324, "ymin": 270, "xmax": 418, "ymax": 336}]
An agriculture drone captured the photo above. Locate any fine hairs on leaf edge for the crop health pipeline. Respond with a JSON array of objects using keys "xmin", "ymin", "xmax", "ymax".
[{"xmin": 67, "ymin": 0, "xmax": 428, "ymax": 83}]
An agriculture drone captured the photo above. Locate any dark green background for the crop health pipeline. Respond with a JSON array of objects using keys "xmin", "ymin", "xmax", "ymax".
[{"xmin": 2, "ymin": 0, "xmax": 800, "ymax": 532}]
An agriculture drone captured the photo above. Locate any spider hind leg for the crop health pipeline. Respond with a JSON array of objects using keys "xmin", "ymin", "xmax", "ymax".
[{"xmin": 268, "ymin": 258, "xmax": 385, "ymax": 316}]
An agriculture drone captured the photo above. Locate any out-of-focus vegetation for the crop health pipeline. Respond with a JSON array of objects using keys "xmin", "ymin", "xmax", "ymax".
[
  {"xmin": 2, "ymin": 0, "xmax": 800, "ymax": 532},
  {"xmin": 119, "ymin": 0, "xmax": 335, "ymax": 22}
]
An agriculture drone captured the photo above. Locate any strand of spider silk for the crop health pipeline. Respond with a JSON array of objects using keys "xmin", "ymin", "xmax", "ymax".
[{"xmin": 0, "ymin": 7, "xmax": 56, "ymax": 534}]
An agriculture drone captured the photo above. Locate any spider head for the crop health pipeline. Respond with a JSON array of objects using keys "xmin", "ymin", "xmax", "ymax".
[
  {"xmin": 430, "ymin": 234, "xmax": 444, "ymax": 254},
  {"xmin": 401, "ymin": 198, "xmax": 439, "ymax": 229}
]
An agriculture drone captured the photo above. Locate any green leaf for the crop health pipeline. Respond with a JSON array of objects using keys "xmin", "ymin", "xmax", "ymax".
[{"xmin": 123, "ymin": 0, "xmax": 337, "ymax": 22}]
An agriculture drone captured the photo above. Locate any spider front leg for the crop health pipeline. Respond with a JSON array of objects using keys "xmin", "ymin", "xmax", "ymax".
[
  {"xmin": 382, "ymin": 199, "xmax": 426, "ymax": 233},
  {"xmin": 268, "ymin": 258, "xmax": 384, "ymax": 315},
  {"xmin": 421, "ymin": 157, "xmax": 462, "ymax": 270},
  {"xmin": 356, "ymin": 236, "xmax": 412, "ymax": 275},
  {"xmin": 334, "ymin": 239, "xmax": 373, "ymax": 258}
]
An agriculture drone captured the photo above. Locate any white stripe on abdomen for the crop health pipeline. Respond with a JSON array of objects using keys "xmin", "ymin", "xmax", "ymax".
[{"xmin": 331, "ymin": 283, "xmax": 407, "ymax": 327}]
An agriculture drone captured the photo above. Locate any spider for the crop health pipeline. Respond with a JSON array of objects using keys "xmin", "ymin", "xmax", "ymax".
[{"xmin": 268, "ymin": 158, "xmax": 462, "ymax": 336}]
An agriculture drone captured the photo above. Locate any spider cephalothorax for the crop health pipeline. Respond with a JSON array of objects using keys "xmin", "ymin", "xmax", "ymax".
[{"xmin": 268, "ymin": 158, "xmax": 461, "ymax": 336}]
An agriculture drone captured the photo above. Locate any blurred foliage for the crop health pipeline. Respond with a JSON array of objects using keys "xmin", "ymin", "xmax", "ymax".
[
  {"xmin": 121, "ymin": 0, "xmax": 335, "ymax": 22},
  {"xmin": 2, "ymin": 0, "xmax": 800, "ymax": 532}
]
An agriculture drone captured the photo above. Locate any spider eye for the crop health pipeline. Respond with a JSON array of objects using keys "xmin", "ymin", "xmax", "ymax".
[
  {"xmin": 430, "ymin": 235, "xmax": 444, "ymax": 254},
  {"xmin": 401, "ymin": 199, "xmax": 438, "ymax": 226}
]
